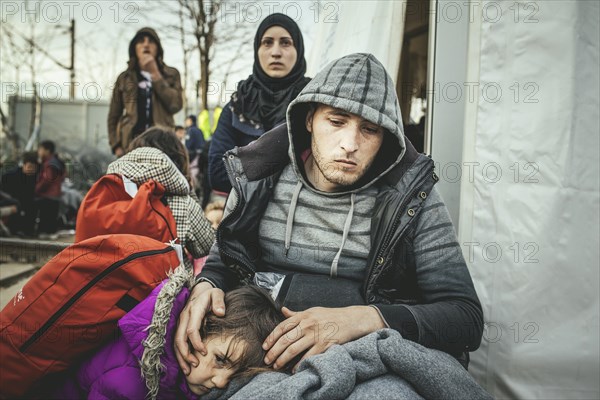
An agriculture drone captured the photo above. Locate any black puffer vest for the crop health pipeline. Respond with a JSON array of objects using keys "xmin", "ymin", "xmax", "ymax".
[{"xmin": 213, "ymin": 124, "xmax": 436, "ymax": 306}]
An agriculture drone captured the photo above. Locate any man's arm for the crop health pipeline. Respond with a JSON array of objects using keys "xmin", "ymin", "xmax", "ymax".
[
  {"xmin": 374, "ymin": 187, "xmax": 484, "ymax": 355},
  {"xmin": 262, "ymin": 188, "xmax": 484, "ymax": 370}
]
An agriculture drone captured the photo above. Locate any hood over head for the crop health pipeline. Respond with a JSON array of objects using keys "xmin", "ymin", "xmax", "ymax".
[
  {"xmin": 286, "ymin": 53, "xmax": 406, "ymax": 195},
  {"xmin": 128, "ymin": 27, "xmax": 165, "ymax": 70}
]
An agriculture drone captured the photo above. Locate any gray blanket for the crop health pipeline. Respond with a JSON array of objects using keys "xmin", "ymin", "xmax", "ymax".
[{"xmin": 203, "ymin": 329, "xmax": 492, "ymax": 400}]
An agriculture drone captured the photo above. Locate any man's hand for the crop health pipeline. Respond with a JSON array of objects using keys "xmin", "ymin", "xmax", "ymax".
[
  {"xmin": 262, "ymin": 305, "xmax": 385, "ymax": 371},
  {"xmin": 113, "ymin": 146, "xmax": 124, "ymax": 157},
  {"xmin": 174, "ymin": 282, "xmax": 225, "ymax": 375},
  {"xmin": 138, "ymin": 53, "xmax": 162, "ymax": 81}
]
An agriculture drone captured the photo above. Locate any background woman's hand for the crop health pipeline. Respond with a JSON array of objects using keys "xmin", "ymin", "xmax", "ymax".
[{"xmin": 138, "ymin": 53, "xmax": 161, "ymax": 80}]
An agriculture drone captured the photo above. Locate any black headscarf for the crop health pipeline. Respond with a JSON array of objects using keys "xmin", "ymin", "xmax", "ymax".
[{"xmin": 231, "ymin": 13, "xmax": 311, "ymax": 131}]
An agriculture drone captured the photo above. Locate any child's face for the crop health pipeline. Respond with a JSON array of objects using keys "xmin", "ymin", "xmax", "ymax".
[{"xmin": 185, "ymin": 335, "xmax": 246, "ymax": 395}]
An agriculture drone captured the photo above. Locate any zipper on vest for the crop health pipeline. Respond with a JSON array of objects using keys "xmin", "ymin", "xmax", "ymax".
[
  {"xmin": 20, "ymin": 246, "xmax": 175, "ymax": 353},
  {"xmin": 365, "ymin": 165, "xmax": 434, "ymax": 299},
  {"xmin": 218, "ymin": 153, "xmax": 255, "ymax": 279}
]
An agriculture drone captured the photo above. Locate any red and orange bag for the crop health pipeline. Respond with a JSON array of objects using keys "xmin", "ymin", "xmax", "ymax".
[
  {"xmin": 0, "ymin": 234, "xmax": 181, "ymax": 398},
  {"xmin": 75, "ymin": 174, "xmax": 177, "ymax": 243}
]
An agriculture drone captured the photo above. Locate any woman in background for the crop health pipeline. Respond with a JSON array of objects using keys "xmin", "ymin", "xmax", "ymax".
[
  {"xmin": 107, "ymin": 27, "xmax": 183, "ymax": 157},
  {"xmin": 208, "ymin": 13, "xmax": 311, "ymax": 194}
]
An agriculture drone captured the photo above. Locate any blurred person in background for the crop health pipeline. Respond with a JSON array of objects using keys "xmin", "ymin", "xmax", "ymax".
[
  {"xmin": 175, "ymin": 125, "xmax": 186, "ymax": 146},
  {"xmin": 184, "ymin": 115, "xmax": 206, "ymax": 198},
  {"xmin": 198, "ymin": 106, "xmax": 222, "ymax": 142},
  {"xmin": 184, "ymin": 114, "xmax": 206, "ymax": 160},
  {"xmin": 0, "ymin": 151, "xmax": 39, "ymax": 236},
  {"xmin": 35, "ymin": 141, "xmax": 65, "ymax": 239},
  {"xmin": 108, "ymin": 27, "xmax": 183, "ymax": 157}
]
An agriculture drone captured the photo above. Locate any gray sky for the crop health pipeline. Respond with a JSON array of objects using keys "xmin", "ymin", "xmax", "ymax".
[{"xmin": 0, "ymin": 0, "xmax": 322, "ymax": 116}]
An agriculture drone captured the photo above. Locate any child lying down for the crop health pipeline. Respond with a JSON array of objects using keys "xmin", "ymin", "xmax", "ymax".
[{"xmin": 51, "ymin": 267, "xmax": 284, "ymax": 399}]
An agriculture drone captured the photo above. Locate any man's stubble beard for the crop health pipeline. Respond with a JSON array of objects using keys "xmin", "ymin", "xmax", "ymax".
[{"xmin": 311, "ymin": 139, "xmax": 362, "ymax": 188}]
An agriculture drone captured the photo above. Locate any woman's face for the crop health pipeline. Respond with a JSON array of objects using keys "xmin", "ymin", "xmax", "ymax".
[
  {"xmin": 257, "ymin": 26, "xmax": 298, "ymax": 78},
  {"xmin": 135, "ymin": 35, "xmax": 158, "ymax": 60}
]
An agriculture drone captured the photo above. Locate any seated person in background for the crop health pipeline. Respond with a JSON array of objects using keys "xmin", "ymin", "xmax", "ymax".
[
  {"xmin": 35, "ymin": 141, "xmax": 65, "ymax": 239},
  {"xmin": 1, "ymin": 151, "xmax": 39, "ymax": 236},
  {"xmin": 52, "ymin": 266, "xmax": 284, "ymax": 399}
]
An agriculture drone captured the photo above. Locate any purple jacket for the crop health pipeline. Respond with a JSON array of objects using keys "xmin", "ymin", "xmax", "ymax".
[{"xmin": 53, "ymin": 282, "xmax": 199, "ymax": 399}]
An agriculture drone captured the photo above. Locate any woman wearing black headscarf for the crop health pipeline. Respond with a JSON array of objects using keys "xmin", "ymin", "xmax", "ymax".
[{"xmin": 208, "ymin": 13, "xmax": 311, "ymax": 193}]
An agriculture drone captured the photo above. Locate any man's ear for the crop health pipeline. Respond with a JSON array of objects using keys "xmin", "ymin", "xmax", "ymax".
[{"xmin": 305, "ymin": 108, "xmax": 315, "ymax": 134}]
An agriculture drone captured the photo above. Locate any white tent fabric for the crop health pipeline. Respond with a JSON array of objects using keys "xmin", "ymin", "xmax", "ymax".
[
  {"xmin": 306, "ymin": 1, "xmax": 404, "ymax": 78},
  {"xmin": 459, "ymin": 1, "xmax": 599, "ymax": 398}
]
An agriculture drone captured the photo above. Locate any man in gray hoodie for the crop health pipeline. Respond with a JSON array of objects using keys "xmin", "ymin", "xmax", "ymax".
[{"xmin": 175, "ymin": 53, "xmax": 483, "ymax": 379}]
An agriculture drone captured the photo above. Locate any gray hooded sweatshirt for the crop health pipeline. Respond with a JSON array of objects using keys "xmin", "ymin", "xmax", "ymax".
[
  {"xmin": 199, "ymin": 53, "xmax": 483, "ymax": 358},
  {"xmin": 258, "ymin": 54, "xmax": 406, "ymax": 281}
]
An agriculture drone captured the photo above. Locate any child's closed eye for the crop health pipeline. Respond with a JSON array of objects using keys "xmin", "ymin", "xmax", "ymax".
[{"xmin": 215, "ymin": 354, "xmax": 229, "ymax": 367}]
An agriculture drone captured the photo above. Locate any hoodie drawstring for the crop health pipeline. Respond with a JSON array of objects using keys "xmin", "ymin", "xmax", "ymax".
[
  {"xmin": 330, "ymin": 193, "xmax": 355, "ymax": 277},
  {"xmin": 285, "ymin": 181, "xmax": 303, "ymax": 256},
  {"xmin": 284, "ymin": 182, "xmax": 355, "ymax": 277}
]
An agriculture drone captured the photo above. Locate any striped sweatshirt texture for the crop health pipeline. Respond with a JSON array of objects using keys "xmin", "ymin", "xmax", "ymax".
[{"xmin": 258, "ymin": 164, "xmax": 378, "ymax": 281}]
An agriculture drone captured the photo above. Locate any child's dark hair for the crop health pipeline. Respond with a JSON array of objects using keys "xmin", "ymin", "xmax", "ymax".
[
  {"xmin": 200, "ymin": 286, "xmax": 284, "ymax": 374},
  {"xmin": 128, "ymin": 126, "xmax": 190, "ymax": 178}
]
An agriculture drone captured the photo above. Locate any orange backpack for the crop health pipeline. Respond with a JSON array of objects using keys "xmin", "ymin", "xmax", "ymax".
[
  {"xmin": 0, "ymin": 234, "xmax": 181, "ymax": 398},
  {"xmin": 75, "ymin": 174, "xmax": 177, "ymax": 244}
]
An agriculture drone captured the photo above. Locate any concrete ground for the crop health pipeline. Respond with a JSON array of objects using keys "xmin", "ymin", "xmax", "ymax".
[
  {"xmin": 0, "ymin": 232, "xmax": 74, "ymax": 309},
  {"xmin": 0, "ymin": 263, "xmax": 37, "ymax": 309}
]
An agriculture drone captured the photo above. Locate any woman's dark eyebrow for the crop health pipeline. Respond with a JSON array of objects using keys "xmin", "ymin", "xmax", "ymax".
[{"xmin": 262, "ymin": 36, "xmax": 293, "ymax": 41}]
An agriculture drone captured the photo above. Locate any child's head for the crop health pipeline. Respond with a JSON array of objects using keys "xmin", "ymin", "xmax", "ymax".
[
  {"xmin": 128, "ymin": 126, "xmax": 189, "ymax": 178},
  {"xmin": 185, "ymin": 286, "xmax": 284, "ymax": 395}
]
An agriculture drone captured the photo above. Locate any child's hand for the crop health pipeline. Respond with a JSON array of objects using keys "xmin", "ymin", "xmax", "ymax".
[{"xmin": 174, "ymin": 282, "xmax": 225, "ymax": 375}]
